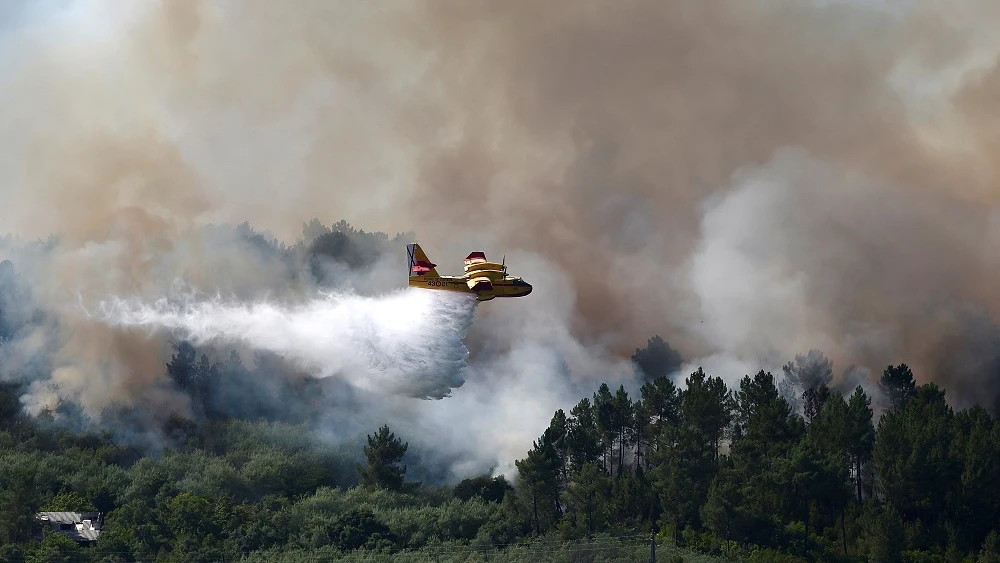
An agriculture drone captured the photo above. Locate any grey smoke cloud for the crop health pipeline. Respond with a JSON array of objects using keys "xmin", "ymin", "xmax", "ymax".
[
  {"xmin": 1, "ymin": 0, "xmax": 1000, "ymax": 478},
  {"xmin": 682, "ymin": 147, "xmax": 994, "ymax": 393}
]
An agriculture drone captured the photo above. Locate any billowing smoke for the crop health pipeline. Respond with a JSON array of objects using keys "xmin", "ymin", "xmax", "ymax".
[{"xmin": 2, "ymin": 0, "xmax": 1000, "ymax": 480}]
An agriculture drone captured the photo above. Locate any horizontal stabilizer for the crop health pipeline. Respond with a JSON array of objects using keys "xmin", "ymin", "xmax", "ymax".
[{"xmin": 412, "ymin": 260, "xmax": 436, "ymax": 273}]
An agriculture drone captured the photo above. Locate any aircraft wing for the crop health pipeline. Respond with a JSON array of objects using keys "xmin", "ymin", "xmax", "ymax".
[{"xmin": 467, "ymin": 276, "xmax": 493, "ymax": 293}]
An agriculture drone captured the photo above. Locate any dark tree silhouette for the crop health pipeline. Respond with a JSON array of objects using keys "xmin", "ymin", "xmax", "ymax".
[
  {"xmin": 802, "ymin": 384, "xmax": 831, "ymax": 424},
  {"xmin": 357, "ymin": 425, "xmax": 409, "ymax": 491},
  {"xmin": 631, "ymin": 335, "xmax": 683, "ymax": 381},
  {"xmin": 879, "ymin": 364, "xmax": 916, "ymax": 411}
]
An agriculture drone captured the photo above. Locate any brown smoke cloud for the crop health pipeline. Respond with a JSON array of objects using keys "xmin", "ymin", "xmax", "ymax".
[{"xmin": 2, "ymin": 0, "xmax": 1000, "ymax": 422}]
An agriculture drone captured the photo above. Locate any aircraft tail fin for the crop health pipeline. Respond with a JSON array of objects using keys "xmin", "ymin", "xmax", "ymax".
[{"xmin": 407, "ymin": 243, "xmax": 439, "ymax": 277}]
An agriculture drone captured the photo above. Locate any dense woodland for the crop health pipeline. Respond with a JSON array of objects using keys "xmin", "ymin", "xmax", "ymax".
[{"xmin": 0, "ymin": 221, "xmax": 999, "ymax": 562}]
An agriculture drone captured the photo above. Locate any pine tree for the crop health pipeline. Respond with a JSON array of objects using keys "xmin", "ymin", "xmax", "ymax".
[
  {"xmin": 562, "ymin": 463, "xmax": 611, "ymax": 536},
  {"xmin": 639, "ymin": 376, "xmax": 682, "ymax": 469},
  {"xmin": 612, "ymin": 385, "xmax": 634, "ymax": 476},
  {"xmin": 681, "ymin": 368, "xmax": 733, "ymax": 465},
  {"xmin": 166, "ymin": 341, "xmax": 198, "ymax": 392},
  {"xmin": 879, "ymin": 364, "xmax": 916, "ymax": 412},
  {"xmin": 357, "ymin": 425, "xmax": 409, "ymax": 491},
  {"xmin": 593, "ymin": 384, "xmax": 615, "ymax": 475},
  {"xmin": 846, "ymin": 386, "xmax": 875, "ymax": 503},
  {"xmin": 540, "ymin": 410, "xmax": 571, "ymax": 492},
  {"xmin": 567, "ymin": 398, "xmax": 602, "ymax": 473},
  {"xmin": 802, "ymin": 384, "xmax": 831, "ymax": 424},
  {"xmin": 515, "ymin": 439, "xmax": 561, "ymax": 535}
]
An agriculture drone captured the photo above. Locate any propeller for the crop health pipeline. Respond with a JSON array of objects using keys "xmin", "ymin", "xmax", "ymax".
[{"xmin": 501, "ymin": 254, "xmax": 506, "ymax": 276}]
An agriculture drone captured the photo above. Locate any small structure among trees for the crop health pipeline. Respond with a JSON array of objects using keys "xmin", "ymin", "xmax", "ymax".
[{"xmin": 35, "ymin": 511, "xmax": 102, "ymax": 545}]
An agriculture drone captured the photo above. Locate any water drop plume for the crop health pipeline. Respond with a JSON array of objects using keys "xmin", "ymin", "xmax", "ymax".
[{"xmin": 98, "ymin": 286, "xmax": 477, "ymax": 400}]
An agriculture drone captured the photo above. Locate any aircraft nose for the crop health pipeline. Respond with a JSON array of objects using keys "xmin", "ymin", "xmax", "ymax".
[{"xmin": 523, "ymin": 284, "xmax": 532, "ymax": 295}]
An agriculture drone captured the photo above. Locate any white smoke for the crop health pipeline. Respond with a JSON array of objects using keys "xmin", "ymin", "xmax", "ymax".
[{"xmin": 97, "ymin": 286, "xmax": 477, "ymax": 400}]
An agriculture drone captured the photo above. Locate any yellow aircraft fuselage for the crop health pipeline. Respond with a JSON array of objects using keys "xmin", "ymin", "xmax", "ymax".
[{"xmin": 406, "ymin": 243, "xmax": 532, "ymax": 302}]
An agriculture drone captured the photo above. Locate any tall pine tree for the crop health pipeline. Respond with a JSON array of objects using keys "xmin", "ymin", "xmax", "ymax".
[{"xmin": 357, "ymin": 425, "xmax": 409, "ymax": 492}]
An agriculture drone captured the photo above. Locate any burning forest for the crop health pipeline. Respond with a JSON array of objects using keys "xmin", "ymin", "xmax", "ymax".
[{"xmin": 1, "ymin": 0, "xmax": 1000, "ymax": 561}]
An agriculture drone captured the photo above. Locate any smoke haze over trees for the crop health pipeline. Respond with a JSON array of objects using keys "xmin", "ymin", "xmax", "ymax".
[{"xmin": 1, "ymin": 330, "xmax": 999, "ymax": 561}]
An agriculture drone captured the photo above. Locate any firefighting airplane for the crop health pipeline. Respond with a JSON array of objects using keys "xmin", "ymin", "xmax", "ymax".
[{"xmin": 406, "ymin": 243, "xmax": 532, "ymax": 302}]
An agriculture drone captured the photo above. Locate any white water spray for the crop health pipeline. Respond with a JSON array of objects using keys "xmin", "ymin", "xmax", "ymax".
[{"xmin": 98, "ymin": 287, "xmax": 478, "ymax": 399}]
